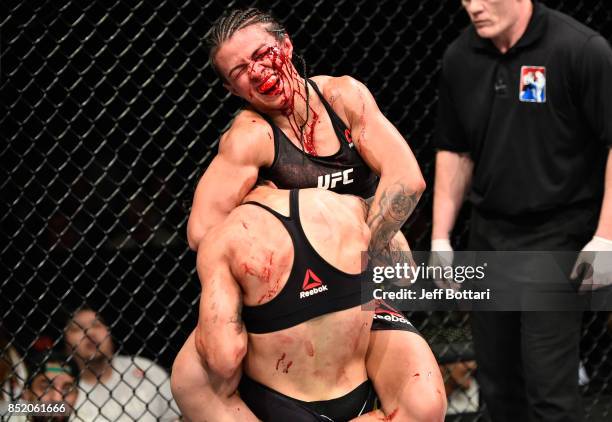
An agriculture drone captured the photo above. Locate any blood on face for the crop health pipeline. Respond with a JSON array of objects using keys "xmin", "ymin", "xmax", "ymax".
[{"xmin": 243, "ymin": 38, "xmax": 320, "ymax": 156}]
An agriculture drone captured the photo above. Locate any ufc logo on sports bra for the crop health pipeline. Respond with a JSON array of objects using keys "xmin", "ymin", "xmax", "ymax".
[{"xmin": 317, "ymin": 168, "xmax": 354, "ymax": 190}]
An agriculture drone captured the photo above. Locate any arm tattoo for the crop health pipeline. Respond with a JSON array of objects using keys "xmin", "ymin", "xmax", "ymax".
[
  {"xmin": 367, "ymin": 182, "xmax": 418, "ymax": 256},
  {"xmin": 371, "ymin": 245, "xmax": 416, "ymax": 284}
]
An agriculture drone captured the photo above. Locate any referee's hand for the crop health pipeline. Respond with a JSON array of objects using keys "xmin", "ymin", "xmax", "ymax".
[
  {"xmin": 570, "ymin": 236, "xmax": 612, "ymax": 292},
  {"xmin": 429, "ymin": 239, "xmax": 460, "ymax": 291}
]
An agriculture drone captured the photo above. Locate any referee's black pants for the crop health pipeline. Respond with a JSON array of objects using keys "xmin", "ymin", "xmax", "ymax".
[
  {"xmin": 472, "ymin": 310, "xmax": 582, "ymax": 422},
  {"xmin": 468, "ymin": 206, "xmax": 596, "ymax": 422}
]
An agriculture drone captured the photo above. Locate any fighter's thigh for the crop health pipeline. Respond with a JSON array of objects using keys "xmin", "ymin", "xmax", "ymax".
[{"xmin": 366, "ymin": 330, "xmax": 446, "ymax": 421}]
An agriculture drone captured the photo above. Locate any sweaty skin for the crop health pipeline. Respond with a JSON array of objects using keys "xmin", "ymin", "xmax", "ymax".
[
  {"xmin": 174, "ymin": 187, "xmax": 380, "ymax": 420},
  {"xmin": 181, "ymin": 21, "xmax": 442, "ymax": 421},
  {"xmin": 187, "ymin": 22, "xmax": 425, "ymax": 251},
  {"xmin": 174, "ymin": 187, "xmax": 445, "ymax": 421},
  {"xmin": 203, "ymin": 188, "xmax": 373, "ymax": 401}
]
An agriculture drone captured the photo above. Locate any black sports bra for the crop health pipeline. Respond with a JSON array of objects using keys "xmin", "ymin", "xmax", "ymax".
[
  {"xmin": 259, "ymin": 80, "xmax": 378, "ymax": 199},
  {"xmin": 241, "ymin": 189, "xmax": 368, "ymax": 334}
]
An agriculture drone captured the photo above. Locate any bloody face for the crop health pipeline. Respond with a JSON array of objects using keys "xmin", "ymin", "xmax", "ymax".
[{"xmin": 214, "ymin": 23, "xmax": 301, "ymax": 115}]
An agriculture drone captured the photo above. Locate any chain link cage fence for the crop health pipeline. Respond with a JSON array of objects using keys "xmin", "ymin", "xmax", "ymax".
[{"xmin": 1, "ymin": 0, "xmax": 611, "ymax": 420}]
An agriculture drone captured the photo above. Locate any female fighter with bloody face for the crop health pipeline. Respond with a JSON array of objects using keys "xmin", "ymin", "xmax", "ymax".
[{"xmin": 181, "ymin": 8, "xmax": 445, "ymax": 421}]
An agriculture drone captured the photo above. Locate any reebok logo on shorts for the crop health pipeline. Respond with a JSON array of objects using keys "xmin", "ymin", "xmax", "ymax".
[
  {"xmin": 519, "ymin": 66, "xmax": 546, "ymax": 103},
  {"xmin": 299, "ymin": 269, "xmax": 328, "ymax": 298},
  {"xmin": 374, "ymin": 300, "xmax": 412, "ymax": 326}
]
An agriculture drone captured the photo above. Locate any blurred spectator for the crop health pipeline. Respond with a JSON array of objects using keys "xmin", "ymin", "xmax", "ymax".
[
  {"xmin": 63, "ymin": 307, "xmax": 180, "ymax": 421},
  {"xmin": 440, "ymin": 361, "xmax": 479, "ymax": 415},
  {"xmin": 1, "ymin": 327, "xmax": 27, "ymax": 402},
  {"xmin": 21, "ymin": 350, "xmax": 79, "ymax": 422}
]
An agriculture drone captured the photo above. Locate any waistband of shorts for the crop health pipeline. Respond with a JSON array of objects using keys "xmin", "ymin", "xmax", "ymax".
[{"xmin": 240, "ymin": 374, "xmax": 375, "ymax": 420}]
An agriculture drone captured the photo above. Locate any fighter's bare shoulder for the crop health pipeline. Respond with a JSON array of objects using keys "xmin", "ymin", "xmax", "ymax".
[
  {"xmin": 217, "ymin": 109, "xmax": 274, "ymax": 166},
  {"xmin": 311, "ymin": 75, "xmax": 365, "ymax": 98},
  {"xmin": 197, "ymin": 209, "xmax": 247, "ymax": 266},
  {"xmin": 303, "ymin": 187, "xmax": 369, "ymax": 224},
  {"xmin": 311, "ymin": 75, "xmax": 373, "ymax": 124},
  {"xmin": 196, "ymin": 221, "xmax": 230, "ymax": 269},
  {"xmin": 334, "ymin": 192, "xmax": 370, "ymax": 222},
  {"xmin": 304, "ymin": 188, "xmax": 370, "ymax": 245}
]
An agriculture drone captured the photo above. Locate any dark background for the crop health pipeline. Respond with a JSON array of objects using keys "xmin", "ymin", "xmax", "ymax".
[{"xmin": 2, "ymin": 0, "xmax": 611, "ymax": 418}]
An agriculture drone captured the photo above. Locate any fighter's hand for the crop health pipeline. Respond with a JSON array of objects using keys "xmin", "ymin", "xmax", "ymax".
[
  {"xmin": 429, "ymin": 239, "xmax": 460, "ymax": 291},
  {"xmin": 570, "ymin": 236, "xmax": 612, "ymax": 292}
]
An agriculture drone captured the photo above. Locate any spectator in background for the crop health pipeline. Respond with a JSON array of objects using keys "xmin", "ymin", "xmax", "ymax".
[
  {"xmin": 432, "ymin": 0, "xmax": 612, "ymax": 420},
  {"xmin": 20, "ymin": 350, "xmax": 79, "ymax": 422},
  {"xmin": 1, "ymin": 327, "xmax": 28, "ymax": 403},
  {"xmin": 63, "ymin": 306, "xmax": 180, "ymax": 421}
]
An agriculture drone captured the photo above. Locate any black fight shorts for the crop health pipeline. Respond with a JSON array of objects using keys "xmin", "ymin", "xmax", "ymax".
[
  {"xmin": 239, "ymin": 375, "xmax": 376, "ymax": 421},
  {"xmin": 371, "ymin": 300, "xmax": 421, "ymax": 334}
]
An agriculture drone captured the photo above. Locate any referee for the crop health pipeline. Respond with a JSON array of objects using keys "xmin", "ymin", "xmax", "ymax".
[{"xmin": 431, "ymin": 0, "xmax": 612, "ymax": 421}]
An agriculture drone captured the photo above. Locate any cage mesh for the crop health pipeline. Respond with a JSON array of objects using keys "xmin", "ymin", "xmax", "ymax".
[{"xmin": 2, "ymin": 0, "xmax": 611, "ymax": 420}]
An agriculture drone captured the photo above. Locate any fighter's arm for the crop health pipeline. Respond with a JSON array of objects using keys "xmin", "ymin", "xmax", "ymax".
[
  {"xmin": 195, "ymin": 239, "xmax": 248, "ymax": 398},
  {"xmin": 187, "ymin": 117, "xmax": 271, "ymax": 250},
  {"xmin": 337, "ymin": 76, "xmax": 426, "ymax": 255}
]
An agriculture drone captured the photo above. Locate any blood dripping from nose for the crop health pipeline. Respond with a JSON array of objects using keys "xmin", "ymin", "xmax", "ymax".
[{"xmin": 247, "ymin": 45, "xmax": 319, "ymax": 156}]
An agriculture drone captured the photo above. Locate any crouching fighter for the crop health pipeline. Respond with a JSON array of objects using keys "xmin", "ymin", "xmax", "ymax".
[{"xmin": 172, "ymin": 184, "xmax": 445, "ymax": 421}]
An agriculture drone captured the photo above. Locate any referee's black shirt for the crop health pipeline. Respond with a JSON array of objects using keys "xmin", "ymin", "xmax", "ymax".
[{"xmin": 435, "ymin": 2, "xmax": 612, "ymax": 217}]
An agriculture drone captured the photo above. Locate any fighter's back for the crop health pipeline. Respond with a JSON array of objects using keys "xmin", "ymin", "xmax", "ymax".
[
  {"xmin": 228, "ymin": 186, "xmax": 369, "ymax": 302},
  {"xmin": 199, "ymin": 185, "xmax": 373, "ymax": 402}
]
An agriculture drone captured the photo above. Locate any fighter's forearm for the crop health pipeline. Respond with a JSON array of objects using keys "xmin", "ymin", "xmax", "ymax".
[
  {"xmin": 369, "ymin": 231, "xmax": 416, "ymax": 286},
  {"xmin": 217, "ymin": 392, "xmax": 261, "ymax": 422},
  {"xmin": 366, "ymin": 179, "xmax": 421, "ymax": 256},
  {"xmin": 194, "ymin": 325, "xmax": 244, "ymax": 399},
  {"xmin": 196, "ymin": 320, "xmax": 247, "ymax": 385},
  {"xmin": 201, "ymin": 358, "xmax": 260, "ymax": 421},
  {"xmin": 195, "ymin": 267, "xmax": 248, "ymax": 390}
]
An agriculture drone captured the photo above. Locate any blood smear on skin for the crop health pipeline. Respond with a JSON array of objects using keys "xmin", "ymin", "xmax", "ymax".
[
  {"xmin": 275, "ymin": 353, "xmax": 286, "ymax": 371},
  {"xmin": 252, "ymin": 45, "xmax": 319, "ymax": 156}
]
